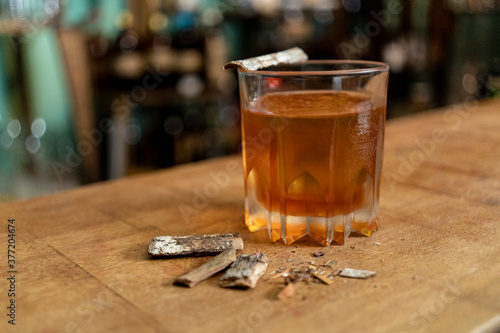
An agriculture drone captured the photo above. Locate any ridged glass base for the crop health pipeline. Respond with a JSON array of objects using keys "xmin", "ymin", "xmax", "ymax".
[
  {"xmin": 244, "ymin": 166, "xmax": 380, "ymax": 246},
  {"xmin": 245, "ymin": 200, "xmax": 378, "ymax": 246}
]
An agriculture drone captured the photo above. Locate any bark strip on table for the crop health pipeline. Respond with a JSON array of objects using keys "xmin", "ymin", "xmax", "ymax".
[
  {"xmin": 339, "ymin": 268, "xmax": 376, "ymax": 279},
  {"xmin": 174, "ymin": 248, "xmax": 237, "ymax": 287},
  {"xmin": 148, "ymin": 233, "xmax": 243, "ymax": 257},
  {"xmin": 223, "ymin": 47, "xmax": 308, "ymax": 71},
  {"xmin": 219, "ymin": 253, "xmax": 269, "ymax": 289}
]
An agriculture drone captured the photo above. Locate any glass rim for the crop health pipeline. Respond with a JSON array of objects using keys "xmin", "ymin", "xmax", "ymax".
[{"xmin": 238, "ymin": 60, "xmax": 389, "ymax": 76}]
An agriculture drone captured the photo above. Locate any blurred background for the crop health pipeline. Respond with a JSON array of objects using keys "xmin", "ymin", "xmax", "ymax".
[{"xmin": 0, "ymin": 0, "xmax": 499, "ymax": 201}]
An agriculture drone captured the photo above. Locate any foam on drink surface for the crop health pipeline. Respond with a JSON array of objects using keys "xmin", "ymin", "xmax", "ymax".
[{"xmin": 242, "ymin": 90, "xmax": 385, "ymax": 245}]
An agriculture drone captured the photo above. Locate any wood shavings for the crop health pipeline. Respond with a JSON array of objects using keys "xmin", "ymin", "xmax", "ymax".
[
  {"xmin": 148, "ymin": 233, "xmax": 243, "ymax": 257},
  {"xmin": 312, "ymin": 271, "xmax": 334, "ymax": 285},
  {"xmin": 324, "ymin": 260, "xmax": 338, "ymax": 267},
  {"xmin": 285, "ymin": 269, "xmax": 314, "ymax": 284},
  {"xmin": 270, "ymin": 269, "xmax": 292, "ymax": 280},
  {"xmin": 174, "ymin": 248, "xmax": 236, "ymax": 287},
  {"xmin": 223, "ymin": 47, "xmax": 308, "ymax": 71},
  {"xmin": 277, "ymin": 283, "xmax": 295, "ymax": 300}
]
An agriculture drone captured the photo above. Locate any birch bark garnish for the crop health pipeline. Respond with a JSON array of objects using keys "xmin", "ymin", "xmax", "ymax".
[
  {"xmin": 223, "ymin": 47, "xmax": 308, "ymax": 71},
  {"xmin": 148, "ymin": 233, "xmax": 243, "ymax": 257}
]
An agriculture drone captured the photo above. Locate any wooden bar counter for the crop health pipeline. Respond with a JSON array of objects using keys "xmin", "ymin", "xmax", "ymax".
[{"xmin": 1, "ymin": 98, "xmax": 500, "ymax": 333}]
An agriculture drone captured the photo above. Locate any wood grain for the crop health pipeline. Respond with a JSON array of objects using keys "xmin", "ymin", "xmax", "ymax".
[{"xmin": 1, "ymin": 99, "xmax": 500, "ymax": 333}]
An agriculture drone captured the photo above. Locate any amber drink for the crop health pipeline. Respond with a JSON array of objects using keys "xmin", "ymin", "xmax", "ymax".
[{"xmin": 238, "ymin": 61, "xmax": 389, "ymax": 245}]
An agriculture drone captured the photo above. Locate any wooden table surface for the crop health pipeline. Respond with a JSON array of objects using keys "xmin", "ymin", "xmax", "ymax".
[{"xmin": 1, "ymin": 98, "xmax": 500, "ymax": 333}]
